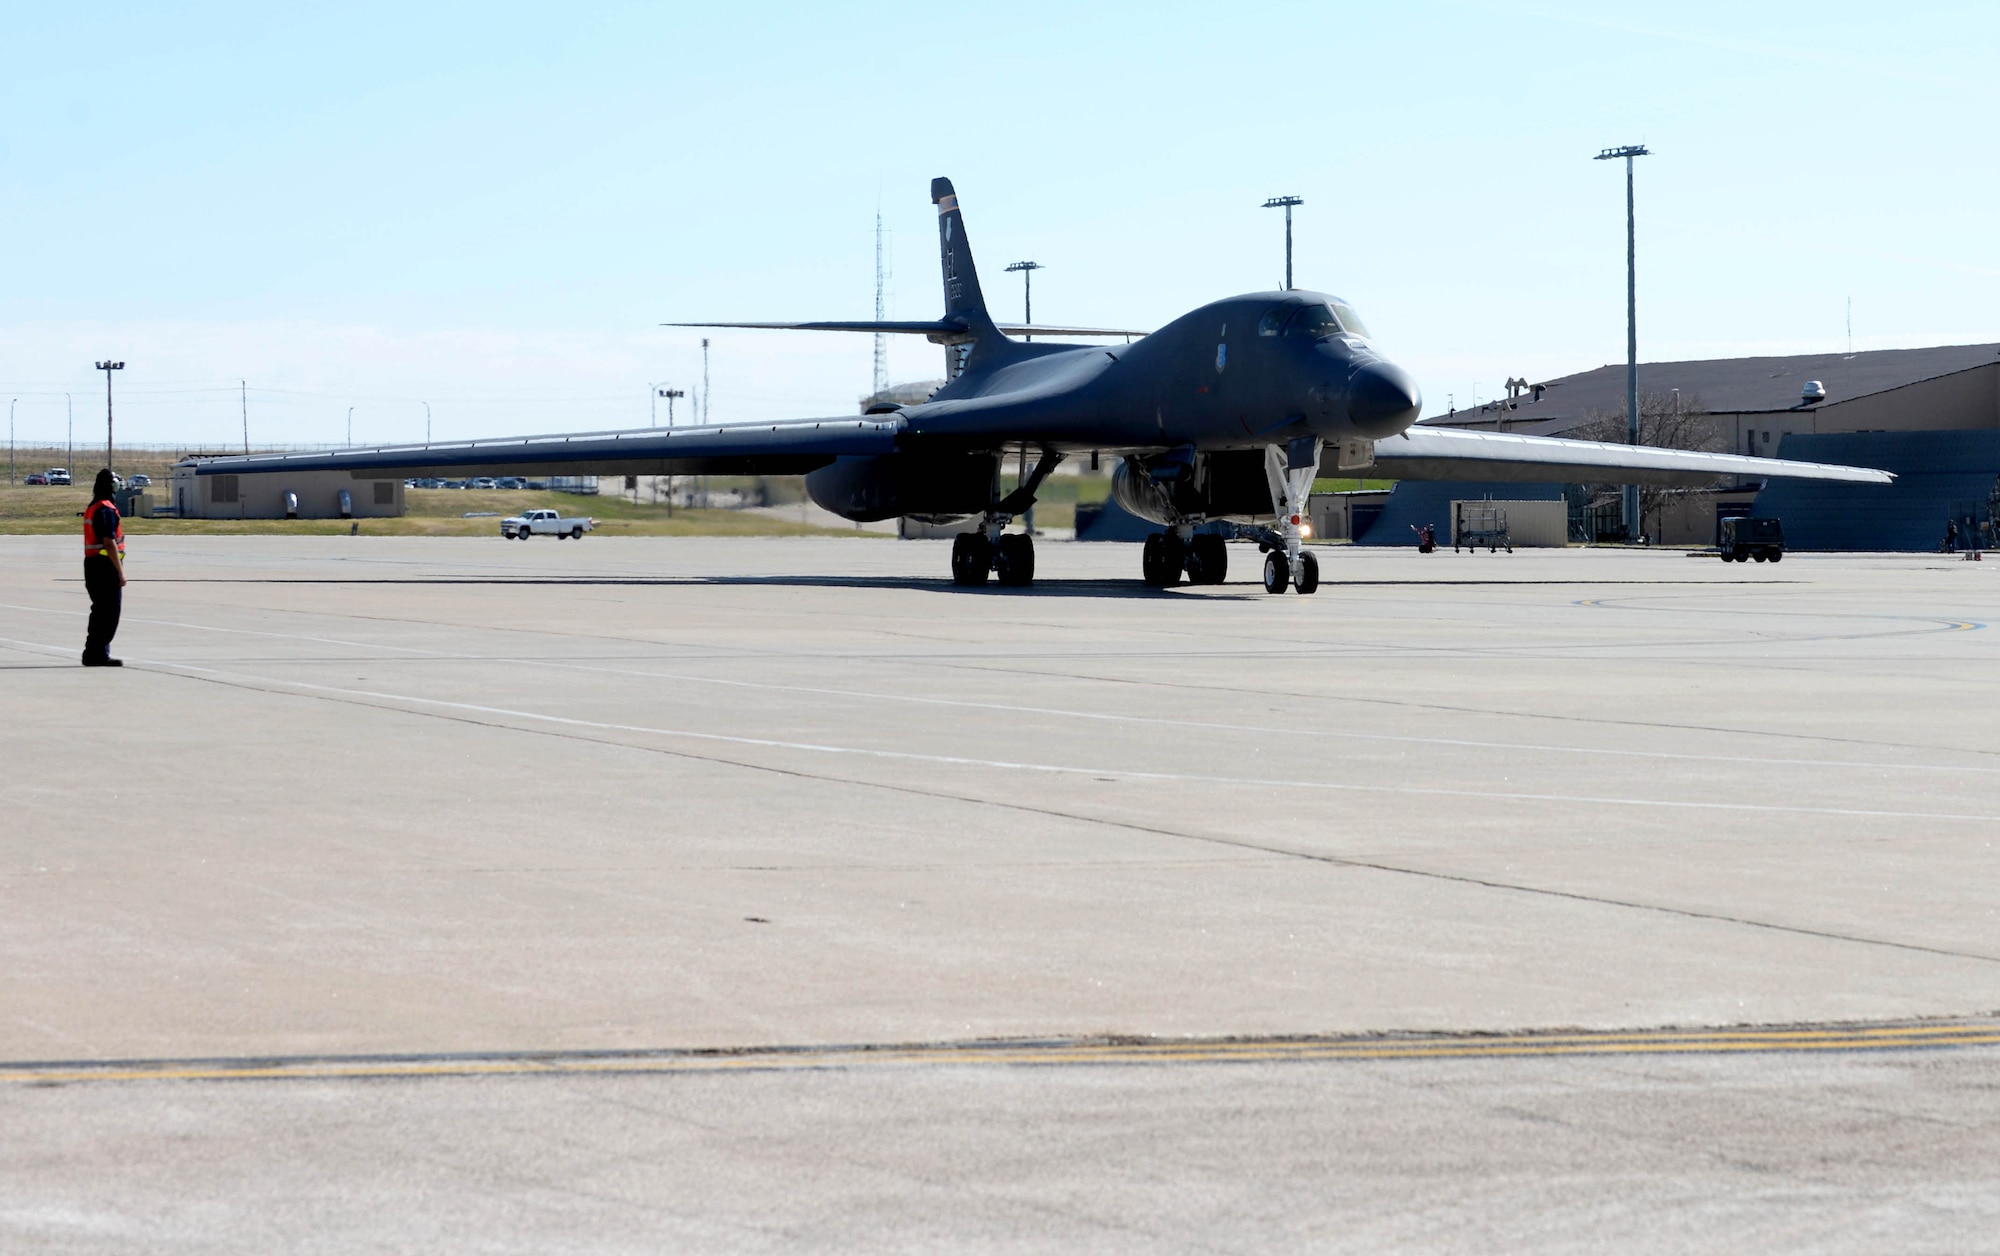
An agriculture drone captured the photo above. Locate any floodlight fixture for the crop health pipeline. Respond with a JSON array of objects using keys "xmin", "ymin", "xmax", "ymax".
[
  {"xmin": 1594, "ymin": 144, "xmax": 1653, "ymax": 538},
  {"xmin": 1262, "ymin": 196, "xmax": 1304, "ymax": 289}
]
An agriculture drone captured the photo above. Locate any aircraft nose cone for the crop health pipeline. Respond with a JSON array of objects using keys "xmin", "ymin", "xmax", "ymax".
[{"xmin": 1346, "ymin": 360, "xmax": 1423, "ymax": 437}]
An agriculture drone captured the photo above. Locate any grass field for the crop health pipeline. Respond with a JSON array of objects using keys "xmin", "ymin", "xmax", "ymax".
[{"xmin": 0, "ymin": 479, "xmax": 884, "ymax": 539}]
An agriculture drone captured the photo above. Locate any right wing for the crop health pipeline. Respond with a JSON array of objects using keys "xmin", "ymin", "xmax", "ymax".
[
  {"xmin": 182, "ymin": 417, "xmax": 902, "ymax": 481},
  {"xmin": 1357, "ymin": 425, "xmax": 1894, "ymax": 487}
]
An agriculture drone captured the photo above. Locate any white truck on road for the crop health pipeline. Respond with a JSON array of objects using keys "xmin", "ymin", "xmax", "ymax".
[{"xmin": 501, "ymin": 508, "xmax": 596, "ymax": 540}]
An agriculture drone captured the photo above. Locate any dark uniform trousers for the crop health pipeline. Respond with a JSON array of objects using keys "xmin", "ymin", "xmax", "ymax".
[{"xmin": 84, "ymin": 556, "xmax": 122, "ymax": 659}]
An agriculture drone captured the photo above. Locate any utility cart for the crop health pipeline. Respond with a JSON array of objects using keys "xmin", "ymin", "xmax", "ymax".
[{"xmin": 1454, "ymin": 502, "xmax": 1512, "ymax": 553}]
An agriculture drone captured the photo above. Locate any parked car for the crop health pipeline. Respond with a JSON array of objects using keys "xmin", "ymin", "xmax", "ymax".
[
  {"xmin": 495, "ymin": 476, "xmax": 526, "ymax": 490},
  {"xmin": 501, "ymin": 508, "xmax": 596, "ymax": 540},
  {"xmin": 23, "ymin": 472, "xmax": 48, "ymax": 485},
  {"xmin": 470, "ymin": 477, "xmax": 498, "ymax": 490},
  {"xmin": 127, "ymin": 473, "xmax": 151, "ymax": 488},
  {"xmin": 47, "ymin": 468, "xmax": 72, "ymax": 485}
]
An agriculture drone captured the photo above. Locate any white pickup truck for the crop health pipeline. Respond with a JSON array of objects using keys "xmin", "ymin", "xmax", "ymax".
[{"xmin": 501, "ymin": 508, "xmax": 596, "ymax": 540}]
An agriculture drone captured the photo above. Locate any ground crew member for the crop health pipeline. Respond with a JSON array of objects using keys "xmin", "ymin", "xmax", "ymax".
[{"xmin": 82, "ymin": 469, "xmax": 126, "ymax": 667}]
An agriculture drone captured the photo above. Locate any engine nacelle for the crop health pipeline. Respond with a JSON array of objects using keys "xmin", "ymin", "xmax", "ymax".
[
  {"xmin": 1111, "ymin": 451, "xmax": 1274, "ymax": 525},
  {"xmin": 806, "ymin": 452, "xmax": 997, "ymax": 523}
]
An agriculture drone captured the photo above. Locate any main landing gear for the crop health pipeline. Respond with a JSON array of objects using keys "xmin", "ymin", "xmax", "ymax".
[
  {"xmin": 951, "ymin": 529, "xmax": 1035, "ymax": 586},
  {"xmin": 1141, "ymin": 529, "xmax": 1228, "ymax": 587}
]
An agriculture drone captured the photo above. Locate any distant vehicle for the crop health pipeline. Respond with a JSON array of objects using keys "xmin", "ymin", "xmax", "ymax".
[
  {"xmin": 442, "ymin": 479, "xmax": 469, "ymax": 489},
  {"xmin": 525, "ymin": 480, "xmax": 549, "ymax": 491},
  {"xmin": 1720, "ymin": 516, "xmax": 1784, "ymax": 563},
  {"xmin": 47, "ymin": 468, "xmax": 71, "ymax": 485},
  {"xmin": 413, "ymin": 477, "xmax": 446, "ymax": 489},
  {"xmin": 501, "ymin": 508, "xmax": 595, "ymax": 540},
  {"xmin": 128, "ymin": 473, "xmax": 152, "ymax": 488},
  {"xmin": 470, "ymin": 477, "xmax": 498, "ymax": 490},
  {"xmin": 495, "ymin": 476, "xmax": 527, "ymax": 490},
  {"xmin": 23, "ymin": 472, "xmax": 48, "ymax": 485}
]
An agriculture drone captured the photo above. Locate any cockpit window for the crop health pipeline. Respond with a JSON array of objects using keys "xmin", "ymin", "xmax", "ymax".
[
  {"xmin": 1281, "ymin": 301, "xmax": 1373, "ymax": 339},
  {"xmin": 1283, "ymin": 305, "xmax": 1343, "ymax": 339},
  {"xmin": 1256, "ymin": 307, "xmax": 1289, "ymax": 337}
]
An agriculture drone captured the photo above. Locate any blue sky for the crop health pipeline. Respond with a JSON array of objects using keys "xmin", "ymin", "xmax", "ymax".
[{"xmin": 3, "ymin": 1, "xmax": 1996, "ymax": 447}]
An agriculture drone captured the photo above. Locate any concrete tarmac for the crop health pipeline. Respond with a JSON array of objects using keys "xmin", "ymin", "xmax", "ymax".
[{"xmin": 3, "ymin": 535, "xmax": 1997, "ymax": 1250}]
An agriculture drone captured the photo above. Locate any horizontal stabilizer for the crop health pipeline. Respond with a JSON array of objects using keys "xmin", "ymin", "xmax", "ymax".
[
  {"xmin": 666, "ymin": 320, "xmax": 1150, "ymax": 339},
  {"xmin": 996, "ymin": 324, "xmax": 1151, "ymax": 339},
  {"xmin": 1358, "ymin": 424, "xmax": 1895, "ymax": 487}
]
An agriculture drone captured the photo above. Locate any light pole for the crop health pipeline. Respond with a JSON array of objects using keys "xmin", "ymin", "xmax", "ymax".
[
  {"xmin": 1262, "ymin": 195, "xmax": 1304, "ymax": 290},
  {"xmin": 347, "ymin": 406, "xmax": 354, "ymax": 447},
  {"xmin": 8, "ymin": 398, "xmax": 15, "ymax": 486},
  {"xmin": 241, "ymin": 380, "xmax": 250, "ymax": 454},
  {"xmin": 66, "ymin": 393, "xmax": 72, "ymax": 469},
  {"xmin": 423, "ymin": 402, "xmax": 431, "ymax": 444},
  {"xmin": 95, "ymin": 360, "xmax": 123, "ymax": 474},
  {"xmin": 1595, "ymin": 144, "xmax": 1650, "ymax": 540},
  {"xmin": 658, "ymin": 386, "xmax": 684, "ymax": 427},
  {"xmin": 1005, "ymin": 260, "xmax": 1042, "ymax": 340}
]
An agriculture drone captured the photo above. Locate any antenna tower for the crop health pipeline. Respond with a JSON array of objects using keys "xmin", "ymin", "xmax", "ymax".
[{"xmin": 873, "ymin": 213, "xmax": 889, "ymax": 396}]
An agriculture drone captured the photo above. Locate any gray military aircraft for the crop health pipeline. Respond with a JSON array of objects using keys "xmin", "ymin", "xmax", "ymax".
[{"xmin": 189, "ymin": 177, "xmax": 1890, "ymax": 592}]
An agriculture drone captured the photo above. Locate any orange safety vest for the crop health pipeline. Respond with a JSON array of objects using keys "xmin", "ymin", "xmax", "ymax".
[{"xmin": 83, "ymin": 498, "xmax": 125, "ymax": 560}]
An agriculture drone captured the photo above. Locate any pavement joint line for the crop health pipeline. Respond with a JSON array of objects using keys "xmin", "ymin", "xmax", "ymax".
[
  {"xmin": 4, "ymin": 631, "xmax": 1998, "ymax": 827},
  {"xmin": 7, "ymin": 1020, "xmax": 1999, "ymax": 1086},
  {"xmin": 9, "ymin": 628, "xmax": 2000, "ymax": 967},
  {"xmin": 12, "ymin": 592, "xmax": 1992, "ymax": 776}
]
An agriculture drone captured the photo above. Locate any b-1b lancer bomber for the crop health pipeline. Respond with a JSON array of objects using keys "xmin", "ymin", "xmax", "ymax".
[{"xmin": 190, "ymin": 178, "xmax": 1891, "ymax": 592}]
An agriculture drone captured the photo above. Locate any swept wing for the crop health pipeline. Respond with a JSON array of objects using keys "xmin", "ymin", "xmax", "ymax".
[
  {"xmin": 1358, "ymin": 424, "xmax": 1894, "ymax": 487},
  {"xmin": 184, "ymin": 417, "xmax": 902, "ymax": 481}
]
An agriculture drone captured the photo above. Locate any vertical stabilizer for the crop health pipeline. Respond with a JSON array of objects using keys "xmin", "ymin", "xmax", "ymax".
[{"xmin": 931, "ymin": 177, "xmax": 1003, "ymax": 376}]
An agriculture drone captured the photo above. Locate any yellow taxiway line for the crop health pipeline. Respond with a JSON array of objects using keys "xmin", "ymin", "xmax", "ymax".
[{"xmin": 6, "ymin": 1020, "xmax": 1998, "ymax": 1087}]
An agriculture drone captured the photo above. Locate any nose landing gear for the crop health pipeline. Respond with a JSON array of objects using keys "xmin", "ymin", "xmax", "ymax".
[{"xmin": 1260, "ymin": 437, "xmax": 1324, "ymax": 595}]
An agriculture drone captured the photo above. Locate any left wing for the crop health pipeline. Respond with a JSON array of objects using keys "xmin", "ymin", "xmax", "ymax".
[
  {"xmin": 183, "ymin": 417, "xmax": 902, "ymax": 481},
  {"xmin": 1354, "ymin": 424, "xmax": 1893, "ymax": 486}
]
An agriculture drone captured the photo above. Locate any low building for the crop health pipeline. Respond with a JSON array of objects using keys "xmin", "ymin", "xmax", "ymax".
[{"xmin": 169, "ymin": 463, "xmax": 405, "ymax": 520}]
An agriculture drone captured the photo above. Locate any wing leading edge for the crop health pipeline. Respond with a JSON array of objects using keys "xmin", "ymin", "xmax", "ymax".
[
  {"xmin": 1354, "ymin": 425, "xmax": 1894, "ymax": 487},
  {"xmin": 182, "ymin": 417, "xmax": 903, "ymax": 480}
]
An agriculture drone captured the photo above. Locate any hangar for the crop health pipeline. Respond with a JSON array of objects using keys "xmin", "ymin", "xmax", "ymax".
[{"xmin": 1414, "ymin": 341, "xmax": 2000, "ymax": 549}]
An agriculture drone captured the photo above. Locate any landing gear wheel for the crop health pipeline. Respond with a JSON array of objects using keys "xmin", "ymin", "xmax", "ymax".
[
  {"xmin": 995, "ymin": 533, "xmax": 1036, "ymax": 586},
  {"xmin": 1263, "ymin": 551, "xmax": 1290, "ymax": 594},
  {"xmin": 1753, "ymin": 552, "xmax": 1767, "ymax": 562},
  {"xmin": 1295, "ymin": 550, "xmax": 1320, "ymax": 594},
  {"xmin": 1769, "ymin": 550, "xmax": 1783, "ymax": 563},
  {"xmin": 1142, "ymin": 533, "xmax": 1185, "ymax": 587},
  {"xmin": 1186, "ymin": 533, "xmax": 1228, "ymax": 585},
  {"xmin": 951, "ymin": 532, "xmax": 993, "ymax": 585}
]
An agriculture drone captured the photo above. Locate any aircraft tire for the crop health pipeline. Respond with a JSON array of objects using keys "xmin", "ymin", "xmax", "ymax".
[
  {"xmin": 1770, "ymin": 550, "xmax": 1783, "ymax": 563},
  {"xmin": 1296, "ymin": 550, "xmax": 1321, "ymax": 595},
  {"xmin": 1142, "ymin": 534, "xmax": 1178, "ymax": 586},
  {"xmin": 996, "ymin": 533, "xmax": 1035, "ymax": 586},
  {"xmin": 1263, "ymin": 552, "xmax": 1289, "ymax": 594},
  {"xmin": 951, "ymin": 532, "xmax": 992, "ymax": 586},
  {"xmin": 1186, "ymin": 533, "xmax": 1227, "ymax": 584}
]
